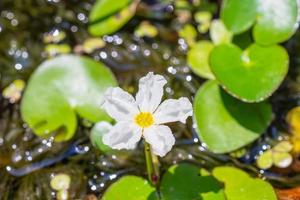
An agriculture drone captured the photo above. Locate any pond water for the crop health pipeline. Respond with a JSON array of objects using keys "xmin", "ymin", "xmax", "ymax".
[{"xmin": 1, "ymin": 0, "xmax": 300, "ymax": 199}]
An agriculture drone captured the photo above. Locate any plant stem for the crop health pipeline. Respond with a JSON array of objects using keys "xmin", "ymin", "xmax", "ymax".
[{"xmin": 144, "ymin": 141, "xmax": 160, "ymax": 186}]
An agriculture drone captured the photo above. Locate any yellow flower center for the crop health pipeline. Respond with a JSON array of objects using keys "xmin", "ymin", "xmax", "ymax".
[{"xmin": 134, "ymin": 112, "xmax": 154, "ymax": 128}]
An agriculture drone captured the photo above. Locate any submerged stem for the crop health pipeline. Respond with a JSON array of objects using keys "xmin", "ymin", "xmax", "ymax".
[{"xmin": 144, "ymin": 141, "xmax": 160, "ymax": 186}]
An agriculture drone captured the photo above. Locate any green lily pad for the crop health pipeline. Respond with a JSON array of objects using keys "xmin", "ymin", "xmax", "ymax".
[
  {"xmin": 88, "ymin": 0, "xmax": 137, "ymax": 36},
  {"xmin": 194, "ymin": 11, "xmax": 212, "ymax": 33},
  {"xmin": 221, "ymin": 0, "xmax": 257, "ymax": 34},
  {"xmin": 193, "ymin": 81, "xmax": 272, "ymax": 153},
  {"xmin": 187, "ymin": 41, "xmax": 215, "ymax": 79},
  {"xmin": 160, "ymin": 163, "xmax": 225, "ymax": 200},
  {"xmin": 221, "ymin": 0, "xmax": 298, "ymax": 45},
  {"xmin": 210, "ymin": 43, "xmax": 289, "ymax": 102},
  {"xmin": 102, "ymin": 176, "xmax": 156, "ymax": 200},
  {"xmin": 256, "ymin": 150, "xmax": 273, "ymax": 170},
  {"xmin": 213, "ymin": 166, "xmax": 277, "ymax": 200},
  {"xmin": 209, "ymin": 20, "xmax": 232, "ymax": 45},
  {"xmin": 90, "ymin": 121, "xmax": 112, "ymax": 152},
  {"xmin": 21, "ymin": 55, "xmax": 117, "ymax": 142},
  {"xmin": 253, "ymin": 0, "xmax": 298, "ymax": 45},
  {"xmin": 178, "ymin": 24, "xmax": 197, "ymax": 47},
  {"xmin": 257, "ymin": 141, "xmax": 293, "ymax": 169},
  {"xmin": 134, "ymin": 21, "xmax": 158, "ymax": 38}
]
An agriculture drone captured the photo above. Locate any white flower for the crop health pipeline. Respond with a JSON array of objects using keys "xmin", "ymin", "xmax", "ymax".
[{"xmin": 101, "ymin": 72, "xmax": 193, "ymax": 157}]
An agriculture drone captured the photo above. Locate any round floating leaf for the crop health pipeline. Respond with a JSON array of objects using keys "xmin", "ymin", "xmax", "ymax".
[
  {"xmin": 273, "ymin": 141, "xmax": 293, "ymax": 152},
  {"xmin": 90, "ymin": 121, "xmax": 112, "ymax": 152},
  {"xmin": 178, "ymin": 24, "xmax": 197, "ymax": 47},
  {"xmin": 88, "ymin": 0, "xmax": 137, "ymax": 36},
  {"xmin": 254, "ymin": 0, "xmax": 298, "ymax": 45},
  {"xmin": 187, "ymin": 41, "xmax": 215, "ymax": 79},
  {"xmin": 210, "ymin": 43, "xmax": 289, "ymax": 102},
  {"xmin": 286, "ymin": 107, "xmax": 300, "ymax": 153},
  {"xmin": 256, "ymin": 150, "xmax": 273, "ymax": 170},
  {"xmin": 194, "ymin": 11, "xmax": 212, "ymax": 33},
  {"xmin": 273, "ymin": 152, "xmax": 293, "ymax": 168},
  {"xmin": 83, "ymin": 38, "xmax": 106, "ymax": 53},
  {"xmin": 50, "ymin": 173, "xmax": 71, "ymax": 191},
  {"xmin": 286, "ymin": 106, "xmax": 300, "ymax": 136},
  {"xmin": 3, "ymin": 79, "xmax": 25, "ymax": 103},
  {"xmin": 160, "ymin": 163, "xmax": 225, "ymax": 200},
  {"xmin": 221, "ymin": 0, "xmax": 257, "ymax": 34},
  {"xmin": 257, "ymin": 141, "xmax": 293, "ymax": 169},
  {"xmin": 213, "ymin": 166, "xmax": 277, "ymax": 200},
  {"xmin": 102, "ymin": 176, "xmax": 156, "ymax": 200},
  {"xmin": 193, "ymin": 81, "xmax": 272, "ymax": 153},
  {"xmin": 221, "ymin": 0, "xmax": 298, "ymax": 44},
  {"xmin": 21, "ymin": 55, "xmax": 117, "ymax": 142},
  {"xmin": 209, "ymin": 20, "xmax": 232, "ymax": 45},
  {"xmin": 134, "ymin": 21, "xmax": 158, "ymax": 38}
]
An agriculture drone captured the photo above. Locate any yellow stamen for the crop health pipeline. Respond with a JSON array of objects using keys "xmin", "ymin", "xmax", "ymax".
[{"xmin": 134, "ymin": 112, "xmax": 154, "ymax": 128}]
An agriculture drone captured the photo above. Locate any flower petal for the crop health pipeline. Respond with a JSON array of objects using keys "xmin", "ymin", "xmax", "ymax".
[
  {"xmin": 136, "ymin": 72, "xmax": 167, "ymax": 113},
  {"xmin": 143, "ymin": 125, "xmax": 175, "ymax": 157},
  {"xmin": 103, "ymin": 122, "xmax": 142, "ymax": 150},
  {"xmin": 101, "ymin": 87, "xmax": 139, "ymax": 121},
  {"xmin": 153, "ymin": 97, "xmax": 193, "ymax": 124}
]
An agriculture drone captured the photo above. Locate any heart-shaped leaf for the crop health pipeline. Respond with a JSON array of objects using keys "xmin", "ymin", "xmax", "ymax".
[
  {"xmin": 210, "ymin": 43, "xmax": 289, "ymax": 102},
  {"xmin": 187, "ymin": 41, "xmax": 215, "ymax": 79},
  {"xmin": 193, "ymin": 80, "xmax": 272, "ymax": 153},
  {"xmin": 88, "ymin": 0, "xmax": 138, "ymax": 36},
  {"xmin": 253, "ymin": 0, "xmax": 298, "ymax": 45},
  {"xmin": 21, "ymin": 55, "xmax": 117, "ymax": 142},
  {"xmin": 221, "ymin": 0, "xmax": 257, "ymax": 34},
  {"xmin": 160, "ymin": 163, "xmax": 225, "ymax": 200},
  {"xmin": 221, "ymin": 0, "xmax": 298, "ymax": 45},
  {"xmin": 213, "ymin": 166, "xmax": 277, "ymax": 200},
  {"xmin": 102, "ymin": 176, "xmax": 156, "ymax": 200}
]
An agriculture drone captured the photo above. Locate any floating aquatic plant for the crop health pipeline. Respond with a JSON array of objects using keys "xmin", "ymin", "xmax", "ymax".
[
  {"xmin": 256, "ymin": 141, "xmax": 293, "ymax": 170},
  {"xmin": 2, "ymin": 79, "xmax": 25, "ymax": 103},
  {"xmin": 21, "ymin": 55, "xmax": 117, "ymax": 141}
]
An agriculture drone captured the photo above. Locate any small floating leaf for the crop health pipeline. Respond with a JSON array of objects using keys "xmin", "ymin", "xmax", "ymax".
[
  {"xmin": 50, "ymin": 173, "xmax": 71, "ymax": 191},
  {"xmin": 193, "ymin": 81, "xmax": 272, "ymax": 153},
  {"xmin": 160, "ymin": 164, "xmax": 225, "ymax": 200},
  {"xmin": 178, "ymin": 24, "xmax": 197, "ymax": 46},
  {"xmin": 45, "ymin": 44, "xmax": 71, "ymax": 57},
  {"xmin": 43, "ymin": 30, "xmax": 66, "ymax": 43},
  {"xmin": 210, "ymin": 43, "xmax": 289, "ymax": 102},
  {"xmin": 88, "ymin": 0, "xmax": 138, "ymax": 36},
  {"xmin": 273, "ymin": 152, "xmax": 293, "ymax": 168},
  {"xmin": 257, "ymin": 141, "xmax": 293, "ymax": 169},
  {"xmin": 90, "ymin": 121, "xmax": 112, "ymax": 152},
  {"xmin": 194, "ymin": 11, "xmax": 212, "ymax": 33},
  {"xmin": 56, "ymin": 190, "xmax": 68, "ymax": 200},
  {"xmin": 286, "ymin": 106, "xmax": 300, "ymax": 153},
  {"xmin": 102, "ymin": 176, "xmax": 156, "ymax": 200},
  {"xmin": 187, "ymin": 41, "xmax": 215, "ymax": 79},
  {"xmin": 209, "ymin": 19, "xmax": 232, "ymax": 45},
  {"xmin": 21, "ymin": 55, "xmax": 117, "ymax": 141},
  {"xmin": 83, "ymin": 38, "xmax": 105, "ymax": 53},
  {"xmin": 134, "ymin": 21, "xmax": 158, "ymax": 38},
  {"xmin": 256, "ymin": 150, "xmax": 273, "ymax": 170},
  {"xmin": 213, "ymin": 166, "xmax": 277, "ymax": 200},
  {"xmin": 3, "ymin": 79, "xmax": 25, "ymax": 103}
]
